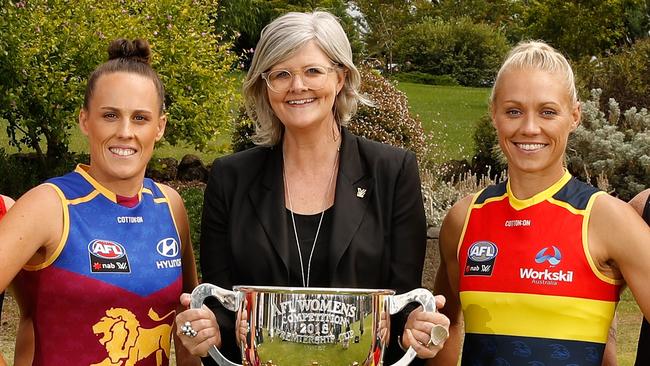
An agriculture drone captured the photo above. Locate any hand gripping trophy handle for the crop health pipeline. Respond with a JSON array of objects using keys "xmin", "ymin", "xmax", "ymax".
[
  {"xmin": 190, "ymin": 284, "xmax": 436, "ymax": 366},
  {"xmin": 389, "ymin": 288, "xmax": 437, "ymax": 366},
  {"xmin": 190, "ymin": 284, "xmax": 243, "ymax": 366}
]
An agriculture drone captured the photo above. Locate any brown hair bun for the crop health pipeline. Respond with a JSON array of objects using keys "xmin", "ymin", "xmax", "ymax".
[{"xmin": 107, "ymin": 38, "xmax": 151, "ymax": 65}]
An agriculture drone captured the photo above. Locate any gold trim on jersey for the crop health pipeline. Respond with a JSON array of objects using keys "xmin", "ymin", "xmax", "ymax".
[
  {"xmin": 507, "ymin": 170, "xmax": 572, "ymax": 211},
  {"xmin": 154, "ymin": 183, "xmax": 180, "ymax": 249},
  {"xmin": 461, "ymin": 290, "xmax": 615, "ymax": 343},
  {"xmin": 75, "ymin": 164, "xmax": 145, "ymax": 203},
  {"xmin": 456, "ymin": 192, "xmax": 482, "ymax": 260},
  {"xmin": 582, "ymin": 192, "xmax": 623, "ymax": 285},
  {"xmin": 24, "ymin": 183, "xmax": 71, "ymax": 271}
]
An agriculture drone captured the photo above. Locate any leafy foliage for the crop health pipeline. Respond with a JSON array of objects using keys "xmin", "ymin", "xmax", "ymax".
[
  {"xmin": 215, "ymin": 0, "xmax": 364, "ymax": 66},
  {"xmin": 348, "ymin": 67, "xmax": 429, "ymax": 161},
  {"xmin": 471, "ymin": 114, "xmax": 506, "ymax": 178},
  {"xmin": 394, "ymin": 17, "xmax": 509, "ymax": 87},
  {"xmin": 567, "ymin": 90, "xmax": 650, "ymax": 200},
  {"xmin": 575, "ymin": 37, "xmax": 650, "ymax": 112},
  {"xmin": 521, "ymin": 0, "xmax": 649, "ymax": 59},
  {"xmin": 0, "ymin": 0, "xmax": 239, "ymax": 164}
]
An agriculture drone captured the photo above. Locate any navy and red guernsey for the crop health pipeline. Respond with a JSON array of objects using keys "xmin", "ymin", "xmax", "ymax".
[
  {"xmin": 457, "ymin": 171, "xmax": 621, "ymax": 365},
  {"xmin": 19, "ymin": 165, "xmax": 183, "ymax": 366}
]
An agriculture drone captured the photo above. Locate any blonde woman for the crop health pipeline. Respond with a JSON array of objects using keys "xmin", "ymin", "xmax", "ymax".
[{"xmin": 431, "ymin": 41, "xmax": 650, "ymax": 365}]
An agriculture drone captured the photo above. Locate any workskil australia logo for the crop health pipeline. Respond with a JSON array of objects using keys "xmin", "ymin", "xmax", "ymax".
[
  {"xmin": 464, "ymin": 241, "xmax": 498, "ymax": 276},
  {"xmin": 520, "ymin": 245, "xmax": 573, "ymax": 285}
]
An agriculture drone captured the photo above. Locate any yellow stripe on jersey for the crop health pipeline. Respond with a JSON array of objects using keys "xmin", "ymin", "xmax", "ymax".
[
  {"xmin": 154, "ymin": 182, "xmax": 180, "ymax": 249},
  {"xmin": 67, "ymin": 190, "xmax": 101, "ymax": 205},
  {"xmin": 24, "ymin": 183, "xmax": 71, "ymax": 271},
  {"xmin": 581, "ymin": 191, "xmax": 623, "ymax": 285},
  {"xmin": 507, "ymin": 171, "xmax": 572, "ymax": 211},
  {"xmin": 461, "ymin": 290, "xmax": 615, "ymax": 343}
]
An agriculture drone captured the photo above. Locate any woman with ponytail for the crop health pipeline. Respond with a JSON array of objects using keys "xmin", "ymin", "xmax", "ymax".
[{"xmin": 0, "ymin": 39, "xmax": 199, "ymax": 366}]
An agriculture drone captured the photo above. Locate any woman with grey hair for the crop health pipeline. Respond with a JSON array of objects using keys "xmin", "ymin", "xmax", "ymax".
[{"xmin": 175, "ymin": 10, "xmax": 449, "ymax": 365}]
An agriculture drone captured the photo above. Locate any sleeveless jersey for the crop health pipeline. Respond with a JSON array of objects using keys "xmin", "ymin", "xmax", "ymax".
[
  {"xmin": 458, "ymin": 171, "xmax": 622, "ymax": 365},
  {"xmin": 19, "ymin": 165, "xmax": 183, "ymax": 366}
]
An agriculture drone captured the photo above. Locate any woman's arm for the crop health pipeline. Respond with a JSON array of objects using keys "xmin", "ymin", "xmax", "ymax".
[{"xmin": 0, "ymin": 186, "xmax": 63, "ymax": 365}]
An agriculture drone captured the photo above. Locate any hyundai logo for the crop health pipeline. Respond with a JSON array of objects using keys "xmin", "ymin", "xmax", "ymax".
[
  {"xmin": 535, "ymin": 246, "xmax": 562, "ymax": 266},
  {"xmin": 156, "ymin": 238, "xmax": 179, "ymax": 258}
]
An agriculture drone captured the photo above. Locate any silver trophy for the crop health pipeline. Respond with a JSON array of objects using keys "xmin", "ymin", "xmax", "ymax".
[{"xmin": 190, "ymin": 284, "xmax": 436, "ymax": 366}]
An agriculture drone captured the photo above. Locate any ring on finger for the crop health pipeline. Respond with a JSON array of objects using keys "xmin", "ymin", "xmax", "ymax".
[
  {"xmin": 427, "ymin": 325, "xmax": 449, "ymax": 347},
  {"xmin": 181, "ymin": 321, "xmax": 198, "ymax": 338}
]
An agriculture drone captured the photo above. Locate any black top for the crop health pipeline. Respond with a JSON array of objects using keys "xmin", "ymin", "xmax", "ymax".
[
  {"xmin": 635, "ymin": 196, "xmax": 650, "ymax": 365},
  {"xmin": 287, "ymin": 207, "xmax": 333, "ymax": 287}
]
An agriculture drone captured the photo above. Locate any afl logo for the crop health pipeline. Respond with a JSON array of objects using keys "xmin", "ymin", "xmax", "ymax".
[
  {"xmin": 88, "ymin": 239, "xmax": 126, "ymax": 259},
  {"xmin": 468, "ymin": 241, "xmax": 498, "ymax": 262},
  {"xmin": 157, "ymin": 238, "xmax": 179, "ymax": 258}
]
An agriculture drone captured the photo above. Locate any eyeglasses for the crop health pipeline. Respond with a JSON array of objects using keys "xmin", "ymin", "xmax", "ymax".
[{"xmin": 261, "ymin": 65, "xmax": 340, "ymax": 93}]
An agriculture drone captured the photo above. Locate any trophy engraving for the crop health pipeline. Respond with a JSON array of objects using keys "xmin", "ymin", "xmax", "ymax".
[{"xmin": 191, "ymin": 285, "xmax": 435, "ymax": 366}]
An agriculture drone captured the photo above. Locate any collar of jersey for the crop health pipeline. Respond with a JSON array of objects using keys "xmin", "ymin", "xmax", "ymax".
[
  {"xmin": 506, "ymin": 170, "xmax": 572, "ymax": 211},
  {"xmin": 75, "ymin": 164, "xmax": 143, "ymax": 204}
]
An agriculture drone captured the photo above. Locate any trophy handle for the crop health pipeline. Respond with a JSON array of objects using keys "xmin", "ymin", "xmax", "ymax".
[
  {"xmin": 388, "ymin": 288, "xmax": 437, "ymax": 366},
  {"xmin": 190, "ymin": 283, "xmax": 244, "ymax": 366}
]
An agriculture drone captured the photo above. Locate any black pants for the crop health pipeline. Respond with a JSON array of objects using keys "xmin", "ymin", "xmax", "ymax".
[
  {"xmin": 636, "ymin": 318, "xmax": 650, "ymax": 365},
  {"xmin": 0, "ymin": 291, "xmax": 4, "ymax": 321}
]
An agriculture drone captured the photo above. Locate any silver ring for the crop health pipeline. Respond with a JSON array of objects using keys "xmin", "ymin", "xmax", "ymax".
[
  {"xmin": 181, "ymin": 321, "xmax": 198, "ymax": 338},
  {"xmin": 427, "ymin": 325, "xmax": 449, "ymax": 347}
]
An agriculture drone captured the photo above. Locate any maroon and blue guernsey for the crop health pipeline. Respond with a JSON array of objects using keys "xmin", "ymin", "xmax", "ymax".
[{"xmin": 20, "ymin": 165, "xmax": 182, "ymax": 365}]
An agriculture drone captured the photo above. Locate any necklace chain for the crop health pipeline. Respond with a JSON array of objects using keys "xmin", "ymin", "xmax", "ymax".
[{"xmin": 283, "ymin": 148, "xmax": 339, "ymax": 287}]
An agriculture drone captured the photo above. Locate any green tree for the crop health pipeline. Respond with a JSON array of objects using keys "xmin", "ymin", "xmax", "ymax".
[
  {"xmin": 351, "ymin": 0, "xmax": 414, "ymax": 73},
  {"xmin": 427, "ymin": 0, "xmax": 526, "ymax": 42},
  {"xmin": 394, "ymin": 17, "xmax": 510, "ymax": 86},
  {"xmin": 0, "ymin": 0, "xmax": 239, "ymax": 165},
  {"xmin": 215, "ymin": 0, "xmax": 363, "ymax": 66},
  {"xmin": 521, "ymin": 0, "xmax": 649, "ymax": 59}
]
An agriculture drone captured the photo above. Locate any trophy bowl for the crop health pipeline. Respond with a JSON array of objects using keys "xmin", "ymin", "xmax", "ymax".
[{"xmin": 190, "ymin": 284, "xmax": 436, "ymax": 366}]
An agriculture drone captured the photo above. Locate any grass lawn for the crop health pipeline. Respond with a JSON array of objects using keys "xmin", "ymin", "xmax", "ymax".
[{"xmin": 395, "ymin": 82, "xmax": 491, "ymax": 162}]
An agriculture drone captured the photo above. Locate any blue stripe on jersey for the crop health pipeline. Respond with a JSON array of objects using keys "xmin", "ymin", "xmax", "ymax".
[
  {"xmin": 552, "ymin": 177, "xmax": 600, "ymax": 211},
  {"xmin": 461, "ymin": 333, "xmax": 604, "ymax": 366},
  {"xmin": 45, "ymin": 170, "xmax": 182, "ymax": 297}
]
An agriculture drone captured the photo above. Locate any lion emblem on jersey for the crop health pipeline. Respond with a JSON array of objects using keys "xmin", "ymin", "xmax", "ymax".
[{"xmin": 91, "ymin": 307, "xmax": 175, "ymax": 366}]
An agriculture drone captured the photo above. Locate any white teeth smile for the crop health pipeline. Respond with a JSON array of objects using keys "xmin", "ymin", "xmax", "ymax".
[
  {"xmin": 516, "ymin": 143, "xmax": 546, "ymax": 151},
  {"xmin": 287, "ymin": 98, "xmax": 315, "ymax": 105},
  {"xmin": 110, "ymin": 147, "xmax": 136, "ymax": 156}
]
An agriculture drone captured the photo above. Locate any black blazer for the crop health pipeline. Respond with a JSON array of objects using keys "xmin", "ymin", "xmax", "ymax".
[{"xmin": 200, "ymin": 128, "xmax": 427, "ymax": 364}]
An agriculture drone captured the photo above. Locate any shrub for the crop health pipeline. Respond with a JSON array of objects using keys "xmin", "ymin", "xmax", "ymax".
[
  {"xmin": 0, "ymin": 150, "xmax": 88, "ymax": 198},
  {"xmin": 567, "ymin": 90, "xmax": 650, "ymax": 201},
  {"xmin": 394, "ymin": 17, "xmax": 510, "ymax": 87},
  {"xmin": 575, "ymin": 38, "xmax": 650, "ymax": 113},
  {"xmin": 471, "ymin": 114, "xmax": 507, "ymax": 178},
  {"xmin": 0, "ymin": 0, "xmax": 240, "ymax": 165},
  {"xmin": 348, "ymin": 67, "xmax": 429, "ymax": 162},
  {"xmin": 392, "ymin": 72, "xmax": 459, "ymax": 86},
  {"xmin": 178, "ymin": 185, "xmax": 205, "ymax": 273}
]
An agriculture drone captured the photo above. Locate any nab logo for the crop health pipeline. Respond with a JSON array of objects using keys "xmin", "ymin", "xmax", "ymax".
[
  {"xmin": 89, "ymin": 240, "xmax": 126, "ymax": 259},
  {"xmin": 535, "ymin": 246, "xmax": 562, "ymax": 266},
  {"xmin": 156, "ymin": 238, "xmax": 179, "ymax": 258},
  {"xmin": 468, "ymin": 241, "xmax": 498, "ymax": 262}
]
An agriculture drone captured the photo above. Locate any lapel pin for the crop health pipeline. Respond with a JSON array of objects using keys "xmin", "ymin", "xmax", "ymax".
[{"xmin": 356, "ymin": 187, "xmax": 366, "ymax": 198}]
